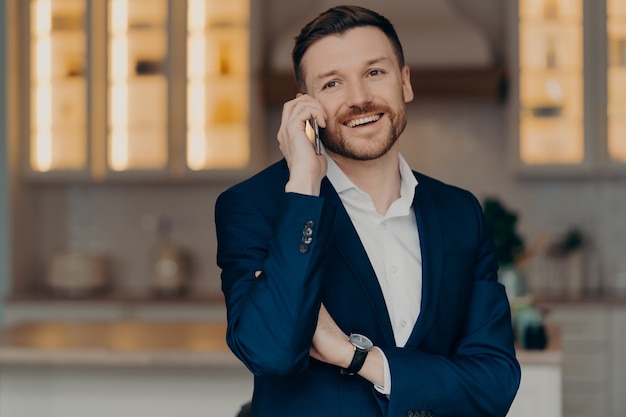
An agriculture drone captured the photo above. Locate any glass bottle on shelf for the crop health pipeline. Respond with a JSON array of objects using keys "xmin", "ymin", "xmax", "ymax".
[
  {"xmin": 107, "ymin": 0, "xmax": 169, "ymax": 172},
  {"xmin": 29, "ymin": 0, "xmax": 88, "ymax": 173},
  {"xmin": 150, "ymin": 216, "xmax": 189, "ymax": 297},
  {"xmin": 186, "ymin": 0, "xmax": 250, "ymax": 171}
]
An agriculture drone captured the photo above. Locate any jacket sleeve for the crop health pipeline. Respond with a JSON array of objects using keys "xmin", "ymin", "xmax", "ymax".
[
  {"xmin": 215, "ymin": 188, "xmax": 337, "ymax": 377},
  {"xmin": 379, "ymin": 193, "xmax": 521, "ymax": 417}
]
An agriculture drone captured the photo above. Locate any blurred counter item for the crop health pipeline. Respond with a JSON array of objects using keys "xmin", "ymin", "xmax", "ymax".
[
  {"xmin": 46, "ymin": 253, "xmax": 109, "ymax": 296},
  {"xmin": 514, "ymin": 303, "xmax": 548, "ymax": 350},
  {"xmin": 151, "ymin": 244, "xmax": 190, "ymax": 297},
  {"xmin": 150, "ymin": 216, "xmax": 190, "ymax": 297}
]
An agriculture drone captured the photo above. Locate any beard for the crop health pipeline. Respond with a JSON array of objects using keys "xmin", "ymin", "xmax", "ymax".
[{"xmin": 320, "ymin": 102, "xmax": 408, "ymax": 161}]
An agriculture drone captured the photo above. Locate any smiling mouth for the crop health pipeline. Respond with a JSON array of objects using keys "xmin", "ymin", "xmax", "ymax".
[{"xmin": 344, "ymin": 113, "xmax": 383, "ymax": 128}]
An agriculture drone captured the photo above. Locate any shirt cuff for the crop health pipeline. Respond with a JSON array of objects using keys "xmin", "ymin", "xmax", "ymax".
[{"xmin": 372, "ymin": 346, "xmax": 391, "ymax": 395}]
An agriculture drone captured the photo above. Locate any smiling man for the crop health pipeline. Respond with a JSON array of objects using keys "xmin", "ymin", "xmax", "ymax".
[{"xmin": 215, "ymin": 6, "xmax": 520, "ymax": 417}]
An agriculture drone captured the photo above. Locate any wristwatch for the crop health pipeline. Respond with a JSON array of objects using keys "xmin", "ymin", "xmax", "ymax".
[{"xmin": 341, "ymin": 333, "xmax": 373, "ymax": 375}]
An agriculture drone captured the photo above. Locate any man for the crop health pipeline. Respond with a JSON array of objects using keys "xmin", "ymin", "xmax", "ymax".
[{"xmin": 215, "ymin": 5, "xmax": 520, "ymax": 417}]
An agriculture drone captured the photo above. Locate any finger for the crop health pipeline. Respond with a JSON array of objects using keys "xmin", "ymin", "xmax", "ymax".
[{"xmin": 281, "ymin": 95, "xmax": 326, "ymax": 129}]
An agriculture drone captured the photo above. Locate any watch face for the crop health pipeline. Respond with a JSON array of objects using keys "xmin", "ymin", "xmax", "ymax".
[{"xmin": 349, "ymin": 333, "xmax": 373, "ymax": 350}]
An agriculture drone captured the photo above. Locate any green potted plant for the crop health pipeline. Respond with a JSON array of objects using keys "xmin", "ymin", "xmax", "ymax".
[{"xmin": 482, "ymin": 198, "xmax": 526, "ymax": 302}]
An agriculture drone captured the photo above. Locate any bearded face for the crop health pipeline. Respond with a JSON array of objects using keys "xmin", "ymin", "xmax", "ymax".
[
  {"xmin": 301, "ymin": 26, "xmax": 414, "ymax": 161},
  {"xmin": 320, "ymin": 101, "xmax": 408, "ymax": 161}
]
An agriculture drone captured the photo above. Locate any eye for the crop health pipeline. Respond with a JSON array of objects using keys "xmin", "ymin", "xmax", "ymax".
[
  {"xmin": 368, "ymin": 69, "xmax": 384, "ymax": 77},
  {"xmin": 323, "ymin": 80, "xmax": 339, "ymax": 90}
]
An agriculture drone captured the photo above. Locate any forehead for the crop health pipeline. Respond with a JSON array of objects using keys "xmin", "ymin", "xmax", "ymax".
[{"xmin": 301, "ymin": 26, "xmax": 396, "ymax": 77}]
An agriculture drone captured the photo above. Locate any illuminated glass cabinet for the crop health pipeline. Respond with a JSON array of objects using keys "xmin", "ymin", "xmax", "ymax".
[
  {"xmin": 29, "ymin": 0, "xmax": 89, "ymax": 174},
  {"xmin": 513, "ymin": 0, "xmax": 626, "ymax": 175},
  {"xmin": 516, "ymin": 0, "xmax": 584, "ymax": 167},
  {"xmin": 25, "ymin": 0, "xmax": 255, "ymax": 180},
  {"xmin": 186, "ymin": 0, "xmax": 250, "ymax": 171}
]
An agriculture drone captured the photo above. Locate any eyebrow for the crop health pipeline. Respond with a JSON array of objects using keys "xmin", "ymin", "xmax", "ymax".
[{"xmin": 315, "ymin": 56, "xmax": 391, "ymax": 81}]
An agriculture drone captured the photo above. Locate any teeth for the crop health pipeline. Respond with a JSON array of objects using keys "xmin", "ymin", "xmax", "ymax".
[{"xmin": 346, "ymin": 114, "xmax": 381, "ymax": 128}]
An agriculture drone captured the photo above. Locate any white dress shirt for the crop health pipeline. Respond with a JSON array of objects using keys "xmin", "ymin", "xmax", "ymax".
[{"xmin": 324, "ymin": 152, "xmax": 422, "ymax": 394}]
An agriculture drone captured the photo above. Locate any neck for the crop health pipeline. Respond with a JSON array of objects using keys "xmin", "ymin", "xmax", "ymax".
[{"xmin": 328, "ymin": 146, "xmax": 402, "ymax": 215}]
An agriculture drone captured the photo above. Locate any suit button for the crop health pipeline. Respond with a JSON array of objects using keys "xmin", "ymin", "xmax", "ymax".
[
  {"xmin": 300, "ymin": 220, "xmax": 315, "ymax": 252},
  {"xmin": 406, "ymin": 411, "xmax": 416, "ymax": 417}
]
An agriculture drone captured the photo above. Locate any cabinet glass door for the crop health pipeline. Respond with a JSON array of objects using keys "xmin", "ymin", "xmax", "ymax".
[
  {"xmin": 518, "ymin": 0, "xmax": 584, "ymax": 165},
  {"xmin": 30, "ymin": 0, "xmax": 88, "ymax": 172},
  {"xmin": 186, "ymin": 0, "xmax": 250, "ymax": 170},
  {"xmin": 608, "ymin": 0, "xmax": 626, "ymax": 163},
  {"xmin": 107, "ymin": 0, "xmax": 169, "ymax": 172}
]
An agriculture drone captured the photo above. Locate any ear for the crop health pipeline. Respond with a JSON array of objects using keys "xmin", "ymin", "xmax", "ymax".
[{"xmin": 401, "ymin": 65, "xmax": 414, "ymax": 103}]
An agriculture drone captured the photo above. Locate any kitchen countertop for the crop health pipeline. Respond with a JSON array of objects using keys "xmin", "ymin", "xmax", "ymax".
[
  {"xmin": 0, "ymin": 321, "xmax": 242, "ymax": 368},
  {"xmin": 534, "ymin": 293, "xmax": 626, "ymax": 305},
  {"xmin": 0, "ymin": 320, "xmax": 561, "ymax": 367}
]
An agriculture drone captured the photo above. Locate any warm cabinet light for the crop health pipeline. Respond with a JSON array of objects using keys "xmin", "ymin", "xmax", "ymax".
[
  {"xmin": 608, "ymin": 0, "xmax": 626, "ymax": 162},
  {"xmin": 518, "ymin": 0, "xmax": 584, "ymax": 165},
  {"xmin": 30, "ymin": 0, "xmax": 87, "ymax": 172},
  {"xmin": 108, "ymin": 0, "xmax": 129, "ymax": 171},
  {"xmin": 186, "ymin": 0, "xmax": 250, "ymax": 171},
  {"xmin": 107, "ymin": 0, "xmax": 168, "ymax": 173},
  {"xmin": 187, "ymin": 0, "xmax": 207, "ymax": 171},
  {"xmin": 33, "ymin": 0, "xmax": 52, "ymax": 172}
]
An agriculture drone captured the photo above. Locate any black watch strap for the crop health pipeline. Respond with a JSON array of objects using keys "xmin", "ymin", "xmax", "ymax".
[{"xmin": 341, "ymin": 346, "xmax": 369, "ymax": 375}]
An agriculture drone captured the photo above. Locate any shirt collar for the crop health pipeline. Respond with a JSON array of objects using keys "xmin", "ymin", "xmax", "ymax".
[{"xmin": 324, "ymin": 150, "xmax": 418, "ymax": 210}]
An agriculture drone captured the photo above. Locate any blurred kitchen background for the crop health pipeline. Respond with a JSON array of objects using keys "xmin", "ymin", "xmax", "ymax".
[{"xmin": 0, "ymin": 0, "xmax": 625, "ymax": 416}]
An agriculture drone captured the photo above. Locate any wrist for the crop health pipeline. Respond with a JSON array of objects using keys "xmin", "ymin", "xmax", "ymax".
[
  {"xmin": 285, "ymin": 179, "xmax": 320, "ymax": 196},
  {"xmin": 341, "ymin": 333, "xmax": 373, "ymax": 375},
  {"xmin": 285, "ymin": 168, "xmax": 322, "ymax": 195}
]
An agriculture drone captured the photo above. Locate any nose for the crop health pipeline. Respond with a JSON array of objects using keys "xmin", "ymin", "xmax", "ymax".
[{"xmin": 344, "ymin": 79, "xmax": 372, "ymax": 107}]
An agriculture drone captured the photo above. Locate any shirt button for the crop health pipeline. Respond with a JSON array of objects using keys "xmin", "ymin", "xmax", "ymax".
[
  {"xmin": 400, "ymin": 320, "xmax": 408, "ymax": 328},
  {"xmin": 381, "ymin": 223, "xmax": 387, "ymax": 230},
  {"xmin": 390, "ymin": 266, "xmax": 398, "ymax": 274}
]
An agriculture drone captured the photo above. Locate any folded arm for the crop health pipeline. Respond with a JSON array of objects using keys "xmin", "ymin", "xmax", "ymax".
[{"xmin": 216, "ymin": 189, "xmax": 337, "ymax": 376}]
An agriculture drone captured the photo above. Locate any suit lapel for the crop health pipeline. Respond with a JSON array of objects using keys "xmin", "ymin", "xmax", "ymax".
[
  {"xmin": 320, "ymin": 178, "xmax": 396, "ymax": 344},
  {"xmin": 319, "ymin": 173, "xmax": 445, "ymax": 348},
  {"xmin": 406, "ymin": 179, "xmax": 444, "ymax": 347}
]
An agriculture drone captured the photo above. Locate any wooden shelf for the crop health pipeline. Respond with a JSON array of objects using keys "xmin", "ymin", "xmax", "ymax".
[{"xmin": 262, "ymin": 65, "xmax": 509, "ymax": 104}]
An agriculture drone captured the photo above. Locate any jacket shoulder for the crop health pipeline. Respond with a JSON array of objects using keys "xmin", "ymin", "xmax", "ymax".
[
  {"xmin": 219, "ymin": 159, "xmax": 288, "ymax": 198},
  {"xmin": 413, "ymin": 171, "xmax": 477, "ymax": 201}
]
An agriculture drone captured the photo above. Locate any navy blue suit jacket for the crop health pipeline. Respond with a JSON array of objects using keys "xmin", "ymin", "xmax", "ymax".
[{"xmin": 215, "ymin": 159, "xmax": 520, "ymax": 417}]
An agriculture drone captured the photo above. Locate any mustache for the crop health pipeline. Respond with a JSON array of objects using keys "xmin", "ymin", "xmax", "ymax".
[{"xmin": 338, "ymin": 104, "xmax": 389, "ymax": 122}]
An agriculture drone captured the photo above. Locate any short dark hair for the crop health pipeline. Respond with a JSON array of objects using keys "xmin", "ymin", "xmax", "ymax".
[{"xmin": 292, "ymin": 5, "xmax": 406, "ymax": 92}]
